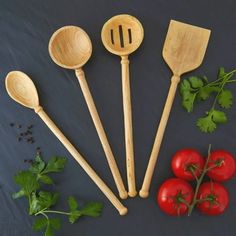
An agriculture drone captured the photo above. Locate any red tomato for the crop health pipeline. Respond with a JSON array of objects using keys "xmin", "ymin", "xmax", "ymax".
[
  {"xmin": 171, "ymin": 149, "xmax": 205, "ymax": 181},
  {"xmin": 207, "ymin": 150, "xmax": 236, "ymax": 182},
  {"xmin": 197, "ymin": 182, "xmax": 229, "ymax": 215},
  {"xmin": 157, "ymin": 178, "xmax": 194, "ymax": 216}
]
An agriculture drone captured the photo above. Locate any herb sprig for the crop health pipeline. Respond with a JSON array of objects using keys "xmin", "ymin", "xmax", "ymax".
[
  {"xmin": 13, "ymin": 154, "xmax": 103, "ymax": 236},
  {"xmin": 180, "ymin": 67, "xmax": 236, "ymax": 133}
]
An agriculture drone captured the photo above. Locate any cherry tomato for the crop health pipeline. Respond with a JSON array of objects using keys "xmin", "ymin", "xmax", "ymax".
[
  {"xmin": 157, "ymin": 178, "xmax": 194, "ymax": 216},
  {"xmin": 197, "ymin": 182, "xmax": 229, "ymax": 215},
  {"xmin": 207, "ymin": 150, "xmax": 236, "ymax": 182},
  {"xmin": 171, "ymin": 149, "xmax": 205, "ymax": 181}
]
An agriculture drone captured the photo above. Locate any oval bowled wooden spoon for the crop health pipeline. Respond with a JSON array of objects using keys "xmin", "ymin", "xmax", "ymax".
[
  {"xmin": 139, "ymin": 20, "xmax": 211, "ymax": 198},
  {"xmin": 101, "ymin": 14, "xmax": 144, "ymax": 197},
  {"xmin": 5, "ymin": 71, "xmax": 128, "ymax": 215},
  {"xmin": 48, "ymin": 26, "xmax": 128, "ymax": 199}
]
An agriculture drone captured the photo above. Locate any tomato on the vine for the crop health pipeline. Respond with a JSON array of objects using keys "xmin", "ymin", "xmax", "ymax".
[
  {"xmin": 157, "ymin": 178, "xmax": 194, "ymax": 216},
  {"xmin": 207, "ymin": 150, "xmax": 236, "ymax": 182},
  {"xmin": 197, "ymin": 182, "xmax": 229, "ymax": 215},
  {"xmin": 171, "ymin": 148, "xmax": 205, "ymax": 181}
]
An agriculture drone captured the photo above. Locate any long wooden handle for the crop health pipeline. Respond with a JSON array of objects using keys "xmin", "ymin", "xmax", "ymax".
[
  {"xmin": 34, "ymin": 106, "xmax": 128, "ymax": 215},
  {"xmin": 75, "ymin": 69, "xmax": 127, "ymax": 199},
  {"xmin": 121, "ymin": 56, "xmax": 136, "ymax": 197},
  {"xmin": 139, "ymin": 75, "xmax": 180, "ymax": 198}
]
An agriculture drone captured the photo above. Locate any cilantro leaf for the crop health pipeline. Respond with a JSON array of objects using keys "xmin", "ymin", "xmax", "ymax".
[
  {"xmin": 197, "ymin": 115, "xmax": 216, "ymax": 133},
  {"xmin": 68, "ymin": 196, "xmax": 81, "ymax": 224},
  {"xmin": 38, "ymin": 175, "xmax": 54, "ymax": 185},
  {"xmin": 180, "ymin": 80, "xmax": 197, "ymax": 112},
  {"xmin": 33, "ymin": 217, "xmax": 60, "ymax": 236},
  {"xmin": 218, "ymin": 89, "xmax": 233, "ymax": 108},
  {"xmin": 41, "ymin": 157, "xmax": 67, "ymax": 174},
  {"xmin": 211, "ymin": 110, "xmax": 227, "ymax": 123},
  {"xmin": 197, "ymin": 86, "xmax": 220, "ymax": 100},
  {"xmin": 12, "ymin": 189, "xmax": 26, "ymax": 199},
  {"xmin": 189, "ymin": 76, "xmax": 204, "ymax": 88},
  {"xmin": 67, "ymin": 197, "xmax": 103, "ymax": 224},
  {"xmin": 29, "ymin": 155, "xmax": 46, "ymax": 174},
  {"xmin": 80, "ymin": 202, "xmax": 103, "ymax": 217},
  {"xmin": 33, "ymin": 217, "xmax": 48, "ymax": 231},
  {"xmin": 218, "ymin": 67, "xmax": 226, "ymax": 78},
  {"xmin": 30, "ymin": 191, "xmax": 59, "ymax": 215},
  {"xmin": 13, "ymin": 171, "xmax": 39, "ymax": 197},
  {"xmin": 196, "ymin": 110, "xmax": 227, "ymax": 133},
  {"xmin": 68, "ymin": 196, "xmax": 79, "ymax": 211},
  {"xmin": 45, "ymin": 218, "xmax": 61, "ymax": 236}
]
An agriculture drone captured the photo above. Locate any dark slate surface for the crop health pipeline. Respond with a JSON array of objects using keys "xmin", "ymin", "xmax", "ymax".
[{"xmin": 0, "ymin": 0, "xmax": 236, "ymax": 235}]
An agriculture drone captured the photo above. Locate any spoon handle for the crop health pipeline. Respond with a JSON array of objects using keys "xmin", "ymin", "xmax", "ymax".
[
  {"xmin": 139, "ymin": 75, "xmax": 180, "ymax": 198},
  {"xmin": 34, "ymin": 106, "xmax": 128, "ymax": 215},
  {"xmin": 121, "ymin": 56, "xmax": 137, "ymax": 197},
  {"xmin": 75, "ymin": 69, "xmax": 128, "ymax": 200}
]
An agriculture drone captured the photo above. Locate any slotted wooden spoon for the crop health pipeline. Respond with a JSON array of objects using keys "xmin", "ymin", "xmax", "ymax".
[
  {"xmin": 5, "ymin": 71, "xmax": 128, "ymax": 215},
  {"xmin": 140, "ymin": 20, "xmax": 211, "ymax": 198},
  {"xmin": 101, "ymin": 14, "xmax": 144, "ymax": 197},
  {"xmin": 48, "ymin": 26, "xmax": 127, "ymax": 199}
]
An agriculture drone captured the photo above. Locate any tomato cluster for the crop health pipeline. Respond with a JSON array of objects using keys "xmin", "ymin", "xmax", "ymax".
[{"xmin": 157, "ymin": 148, "xmax": 236, "ymax": 216}]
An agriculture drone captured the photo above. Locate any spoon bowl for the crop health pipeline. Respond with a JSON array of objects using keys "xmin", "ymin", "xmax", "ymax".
[
  {"xmin": 5, "ymin": 71, "xmax": 39, "ymax": 109},
  {"xmin": 49, "ymin": 26, "xmax": 92, "ymax": 69},
  {"xmin": 101, "ymin": 14, "xmax": 144, "ymax": 56}
]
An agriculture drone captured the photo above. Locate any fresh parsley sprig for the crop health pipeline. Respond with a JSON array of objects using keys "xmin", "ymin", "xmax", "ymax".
[
  {"xmin": 180, "ymin": 67, "xmax": 236, "ymax": 133},
  {"xmin": 13, "ymin": 154, "xmax": 103, "ymax": 236}
]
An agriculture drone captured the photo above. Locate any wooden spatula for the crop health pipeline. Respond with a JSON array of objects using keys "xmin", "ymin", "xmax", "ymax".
[{"xmin": 140, "ymin": 20, "xmax": 211, "ymax": 198}]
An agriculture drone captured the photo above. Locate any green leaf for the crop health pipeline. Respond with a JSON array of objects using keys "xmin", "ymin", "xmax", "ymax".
[
  {"xmin": 189, "ymin": 76, "xmax": 204, "ymax": 88},
  {"xmin": 196, "ymin": 110, "xmax": 227, "ymax": 133},
  {"xmin": 45, "ymin": 218, "xmax": 61, "ymax": 236},
  {"xmin": 33, "ymin": 217, "xmax": 48, "ymax": 231},
  {"xmin": 39, "ymin": 175, "xmax": 54, "ymax": 185},
  {"xmin": 80, "ymin": 202, "xmax": 103, "ymax": 217},
  {"xmin": 69, "ymin": 210, "xmax": 81, "ymax": 224},
  {"xmin": 180, "ymin": 79, "xmax": 191, "ymax": 95},
  {"xmin": 14, "ymin": 171, "xmax": 39, "ymax": 196},
  {"xmin": 49, "ymin": 218, "xmax": 61, "ymax": 230},
  {"xmin": 12, "ymin": 189, "xmax": 26, "ymax": 199},
  {"xmin": 197, "ymin": 115, "xmax": 216, "ymax": 133},
  {"xmin": 218, "ymin": 89, "xmax": 233, "ymax": 108},
  {"xmin": 211, "ymin": 110, "xmax": 227, "ymax": 124},
  {"xmin": 68, "ymin": 196, "xmax": 78, "ymax": 211},
  {"xmin": 30, "ymin": 191, "xmax": 59, "ymax": 215},
  {"xmin": 29, "ymin": 155, "xmax": 46, "ymax": 174},
  {"xmin": 42, "ymin": 157, "xmax": 67, "ymax": 174},
  {"xmin": 218, "ymin": 67, "xmax": 226, "ymax": 78},
  {"xmin": 197, "ymin": 86, "xmax": 219, "ymax": 100},
  {"xmin": 181, "ymin": 92, "xmax": 196, "ymax": 112}
]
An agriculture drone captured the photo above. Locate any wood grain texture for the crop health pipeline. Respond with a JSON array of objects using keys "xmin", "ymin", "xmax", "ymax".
[
  {"xmin": 36, "ymin": 107, "xmax": 128, "ymax": 215},
  {"xmin": 121, "ymin": 56, "xmax": 136, "ymax": 197},
  {"xmin": 75, "ymin": 68, "xmax": 128, "ymax": 199},
  {"xmin": 5, "ymin": 71, "xmax": 128, "ymax": 215},
  {"xmin": 49, "ymin": 26, "xmax": 128, "ymax": 199},
  {"xmin": 140, "ymin": 20, "xmax": 211, "ymax": 198},
  {"xmin": 101, "ymin": 14, "xmax": 144, "ymax": 197}
]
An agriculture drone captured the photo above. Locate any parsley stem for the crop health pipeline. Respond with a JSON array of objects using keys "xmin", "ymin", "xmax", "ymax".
[{"xmin": 42, "ymin": 210, "xmax": 71, "ymax": 216}]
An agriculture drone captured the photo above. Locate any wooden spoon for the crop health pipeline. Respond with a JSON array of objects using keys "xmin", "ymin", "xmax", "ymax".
[
  {"xmin": 48, "ymin": 26, "xmax": 127, "ymax": 199},
  {"xmin": 139, "ymin": 20, "xmax": 211, "ymax": 198},
  {"xmin": 101, "ymin": 14, "xmax": 144, "ymax": 197},
  {"xmin": 5, "ymin": 71, "xmax": 128, "ymax": 215}
]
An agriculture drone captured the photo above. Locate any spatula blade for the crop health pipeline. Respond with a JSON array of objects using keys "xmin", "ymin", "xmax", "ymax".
[{"xmin": 162, "ymin": 20, "xmax": 211, "ymax": 76}]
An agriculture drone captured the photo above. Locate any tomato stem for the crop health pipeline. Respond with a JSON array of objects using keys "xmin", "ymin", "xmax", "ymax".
[{"xmin": 188, "ymin": 144, "xmax": 212, "ymax": 216}]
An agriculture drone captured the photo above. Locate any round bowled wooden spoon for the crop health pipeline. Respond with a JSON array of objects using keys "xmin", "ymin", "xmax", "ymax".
[
  {"xmin": 101, "ymin": 15, "xmax": 144, "ymax": 197},
  {"xmin": 5, "ymin": 71, "xmax": 128, "ymax": 215},
  {"xmin": 48, "ymin": 26, "xmax": 127, "ymax": 199}
]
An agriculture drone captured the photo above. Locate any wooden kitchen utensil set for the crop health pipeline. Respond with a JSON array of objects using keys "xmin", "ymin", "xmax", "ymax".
[{"xmin": 5, "ymin": 14, "xmax": 211, "ymax": 215}]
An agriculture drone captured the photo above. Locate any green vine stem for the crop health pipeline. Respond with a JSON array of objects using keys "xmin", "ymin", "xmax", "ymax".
[{"xmin": 187, "ymin": 144, "xmax": 223, "ymax": 216}]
